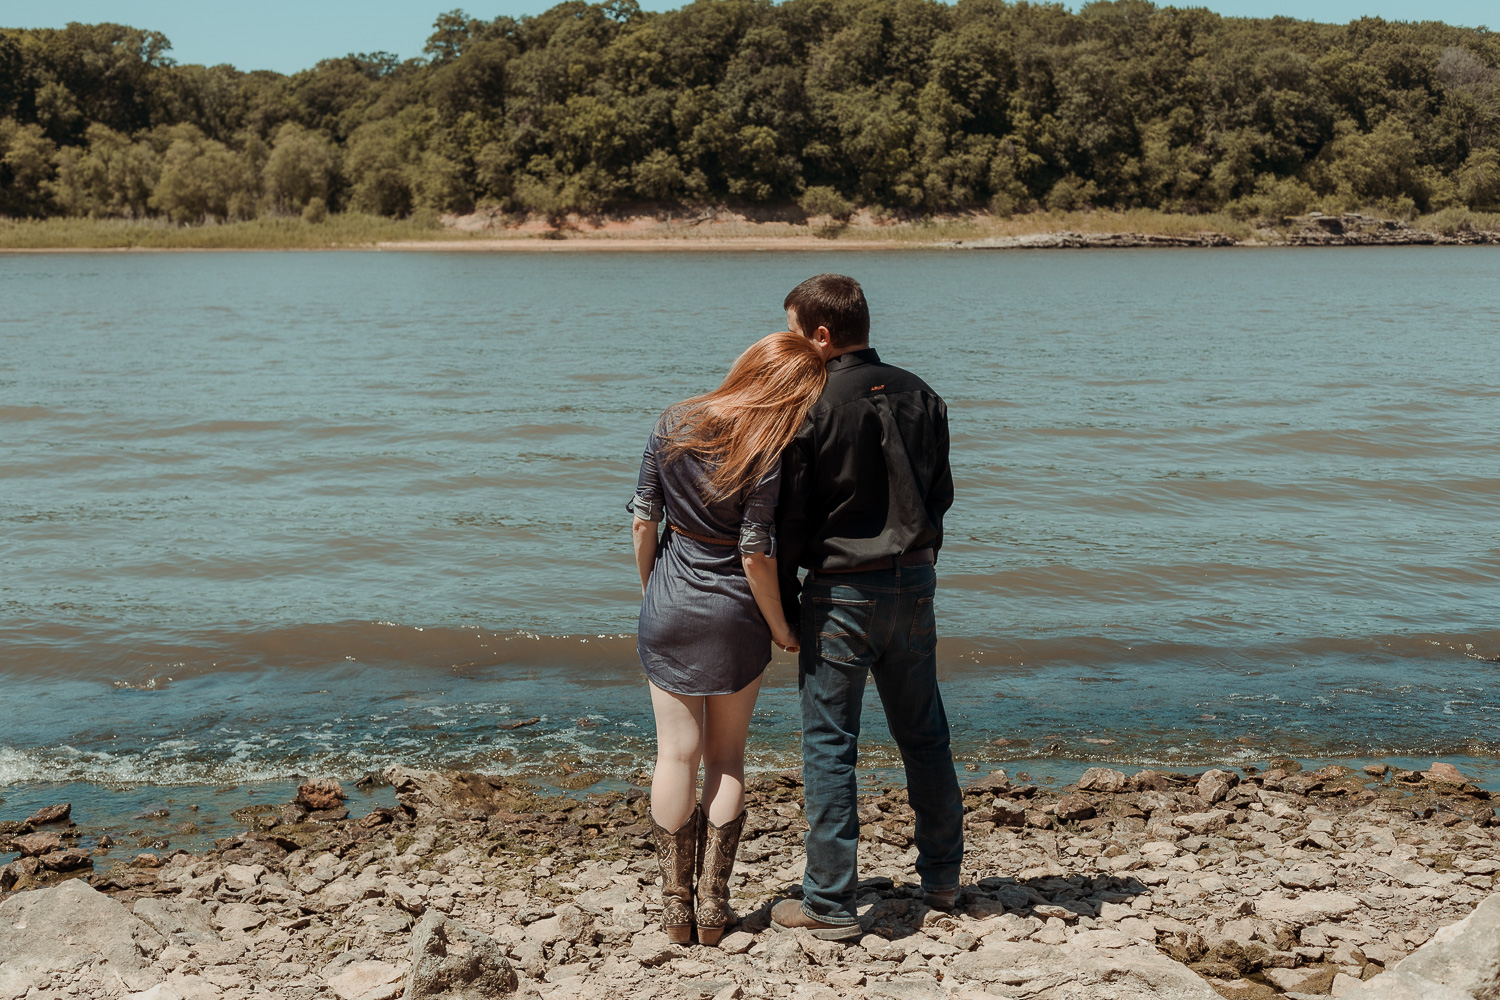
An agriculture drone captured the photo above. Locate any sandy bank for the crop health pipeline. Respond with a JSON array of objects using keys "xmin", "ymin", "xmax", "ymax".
[{"xmin": 373, "ymin": 237, "xmax": 919, "ymax": 252}]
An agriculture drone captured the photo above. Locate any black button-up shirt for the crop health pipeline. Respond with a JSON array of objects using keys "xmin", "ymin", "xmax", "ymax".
[{"xmin": 776, "ymin": 348, "xmax": 954, "ymax": 620}]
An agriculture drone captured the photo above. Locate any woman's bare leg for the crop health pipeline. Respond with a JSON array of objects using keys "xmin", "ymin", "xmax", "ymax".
[
  {"xmin": 648, "ymin": 680, "xmax": 704, "ymax": 831},
  {"xmin": 701, "ymin": 676, "xmax": 763, "ymax": 825}
]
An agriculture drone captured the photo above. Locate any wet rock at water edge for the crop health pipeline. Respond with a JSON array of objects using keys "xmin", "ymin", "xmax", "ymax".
[
  {"xmin": 1077, "ymin": 768, "xmax": 1130, "ymax": 794},
  {"xmin": 23, "ymin": 804, "xmax": 71, "ymax": 826},
  {"xmin": 296, "ymin": 779, "xmax": 347, "ymax": 812},
  {"xmin": 7, "ymin": 832, "xmax": 62, "ymax": 857}
]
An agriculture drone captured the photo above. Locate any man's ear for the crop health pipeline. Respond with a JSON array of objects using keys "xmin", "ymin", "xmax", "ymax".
[{"xmin": 815, "ymin": 325, "xmax": 833, "ymax": 347}]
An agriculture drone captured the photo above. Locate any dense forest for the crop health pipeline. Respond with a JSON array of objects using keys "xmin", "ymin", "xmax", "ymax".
[{"xmin": 2, "ymin": 0, "xmax": 1499, "ymax": 224}]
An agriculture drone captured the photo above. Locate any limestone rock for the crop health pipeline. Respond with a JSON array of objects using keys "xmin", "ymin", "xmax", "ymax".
[
  {"xmin": 130, "ymin": 985, "xmax": 188, "ymax": 1000},
  {"xmin": 1279, "ymin": 864, "xmax": 1337, "ymax": 890},
  {"xmin": 992, "ymin": 800, "xmax": 1027, "ymax": 827},
  {"xmin": 40, "ymin": 849, "xmax": 92, "ymax": 872},
  {"xmin": 0, "ymin": 879, "xmax": 163, "ymax": 993},
  {"xmin": 1174, "ymin": 810, "xmax": 1231, "ymax": 835},
  {"xmin": 385, "ymin": 767, "xmax": 536, "ymax": 821},
  {"xmin": 133, "ymin": 897, "xmax": 217, "ymax": 946},
  {"xmin": 328, "ymin": 960, "xmax": 406, "ymax": 1000},
  {"xmin": 1340, "ymin": 968, "xmax": 1476, "ymax": 1000},
  {"xmin": 23, "ymin": 804, "xmax": 71, "ymax": 826},
  {"xmin": 1374, "ymin": 858, "xmax": 1445, "ymax": 888},
  {"xmin": 948, "ymin": 940, "xmax": 1223, "ymax": 998},
  {"xmin": 1374, "ymin": 894, "xmax": 1500, "ymax": 999},
  {"xmin": 1255, "ymin": 892, "xmax": 1361, "ymax": 927},
  {"xmin": 522, "ymin": 903, "xmax": 592, "ymax": 945},
  {"xmin": 296, "ymin": 779, "xmax": 346, "ymax": 811},
  {"xmin": 1077, "ymin": 769, "xmax": 1130, "ymax": 794},
  {"xmin": 1196, "ymin": 770, "xmax": 1239, "ymax": 804},
  {"xmin": 8, "ymin": 832, "xmax": 61, "ymax": 857},
  {"xmin": 628, "ymin": 929, "xmax": 684, "ymax": 967},
  {"xmin": 1055, "ymin": 795, "xmax": 1096, "ymax": 822},
  {"xmin": 968, "ymin": 769, "xmax": 1011, "ymax": 793},
  {"xmin": 1423, "ymin": 763, "xmax": 1468, "ymax": 784},
  {"xmin": 403, "ymin": 911, "xmax": 517, "ymax": 998},
  {"xmin": 213, "ymin": 902, "xmax": 266, "ymax": 933}
]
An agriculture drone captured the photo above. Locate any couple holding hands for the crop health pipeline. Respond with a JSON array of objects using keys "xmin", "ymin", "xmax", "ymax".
[{"xmin": 628, "ymin": 273, "xmax": 963, "ymax": 945}]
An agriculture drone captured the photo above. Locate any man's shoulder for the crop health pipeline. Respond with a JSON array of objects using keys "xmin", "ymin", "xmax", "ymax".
[{"xmin": 819, "ymin": 357, "xmax": 943, "ymax": 409}]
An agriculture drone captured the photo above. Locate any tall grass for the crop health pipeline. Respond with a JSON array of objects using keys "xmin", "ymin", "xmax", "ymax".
[
  {"xmin": 835, "ymin": 208, "xmax": 1257, "ymax": 242},
  {"xmin": 1417, "ymin": 207, "xmax": 1500, "ymax": 237},
  {"xmin": 0, "ymin": 214, "xmax": 466, "ymax": 250}
]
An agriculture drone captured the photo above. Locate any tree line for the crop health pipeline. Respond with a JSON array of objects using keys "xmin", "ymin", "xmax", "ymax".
[{"xmin": 2, "ymin": 0, "xmax": 1499, "ymax": 224}]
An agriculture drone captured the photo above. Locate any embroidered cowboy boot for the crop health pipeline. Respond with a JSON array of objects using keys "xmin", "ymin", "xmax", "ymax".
[
  {"xmin": 651, "ymin": 805, "xmax": 700, "ymax": 944},
  {"xmin": 695, "ymin": 809, "xmax": 746, "ymax": 946}
]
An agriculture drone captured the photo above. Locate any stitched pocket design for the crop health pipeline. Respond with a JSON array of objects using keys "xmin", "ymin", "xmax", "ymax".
[
  {"xmin": 909, "ymin": 596, "xmax": 936, "ymax": 656},
  {"xmin": 814, "ymin": 598, "xmax": 876, "ymax": 666}
]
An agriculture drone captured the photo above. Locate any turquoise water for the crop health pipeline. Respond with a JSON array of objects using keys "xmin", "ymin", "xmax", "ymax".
[{"xmin": 2, "ymin": 248, "xmax": 1498, "ymax": 825}]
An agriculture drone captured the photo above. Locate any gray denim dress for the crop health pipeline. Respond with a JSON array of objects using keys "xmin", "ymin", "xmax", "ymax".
[{"xmin": 628, "ymin": 414, "xmax": 779, "ymax": 696}]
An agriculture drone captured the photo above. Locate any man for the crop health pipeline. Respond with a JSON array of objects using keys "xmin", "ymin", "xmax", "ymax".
[{"xmin": 770, "ymin": 273, "xmax": 964, "ymax": 940}]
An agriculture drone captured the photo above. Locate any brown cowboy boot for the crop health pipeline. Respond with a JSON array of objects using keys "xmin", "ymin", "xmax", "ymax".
[
  {"xmin": 651, "ymin": 805, "xmax": 700, "ymax": 944},
  {"xmin": 695, "ymin": 810, "xmax": 746, "ymax": 946}
]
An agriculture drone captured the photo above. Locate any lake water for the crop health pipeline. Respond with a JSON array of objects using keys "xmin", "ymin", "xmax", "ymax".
[{"xmin": 3, "ymin": 247, "xmax": 1499, "ymax": 837}]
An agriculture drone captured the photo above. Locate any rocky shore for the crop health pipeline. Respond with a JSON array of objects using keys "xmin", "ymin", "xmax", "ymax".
[
  {"xmin": 945, "ymin": 212, "xmax": 1500, "ymax": 249},
  {"xmin": 3, "ymin": 758, "xmax": 1499, "ymax": 1000}
]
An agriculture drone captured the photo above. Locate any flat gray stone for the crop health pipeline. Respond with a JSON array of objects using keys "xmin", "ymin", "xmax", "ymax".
[
  {"xmin": 1338, "ymin": 968, "xmax": 1475, "ymax": 999},
  {"xmin": 133, "ymin": 897, "xmax": 217, "ymax": 946},
  {"xmin": 948, "ymin": 941, "xmax": 1222, "ymax": 998},
  {"xmin": 1373, "ymin": 894, "xmax": 1500, "ymax": 999},
  {"xmin": 0, "ymin": 879, "xmax": 163, "ymax": 996}
]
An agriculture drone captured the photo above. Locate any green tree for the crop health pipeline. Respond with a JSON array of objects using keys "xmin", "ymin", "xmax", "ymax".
[
  {"xmin": 263, "ymin": 123, "xmax": 339, "ymax": 212},
  {"xmin": 0, "ymin": 118, "xmax": 58, "ymax": 214},
  {"xmin": 149, "ymin": 126, "xmax": 257, "ymax": 221},
  {"xmin": 46, "ymin": 124, "xmax": 158, "ymax": 216}
]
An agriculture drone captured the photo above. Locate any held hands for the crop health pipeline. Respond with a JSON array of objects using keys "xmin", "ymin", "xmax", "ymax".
[{"xmin": 771, "ymin": 622, "xmax": 800, "ymax": 654}]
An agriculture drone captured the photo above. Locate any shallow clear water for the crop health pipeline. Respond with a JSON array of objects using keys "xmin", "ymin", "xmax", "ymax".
[{"xmin": 3, "ymin": 247, "xmax": 1498, "ymax": 820}]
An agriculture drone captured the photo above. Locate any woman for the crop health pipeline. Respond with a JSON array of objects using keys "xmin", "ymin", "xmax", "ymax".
[{"xmin": 628, "ymin": 331, "xmax": 826, "ymax": 945}]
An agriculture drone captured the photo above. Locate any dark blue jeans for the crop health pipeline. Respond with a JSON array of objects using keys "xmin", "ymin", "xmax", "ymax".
[{"xmin": 797, "ymin": 563, "xmax": 964, "ymax": 925}]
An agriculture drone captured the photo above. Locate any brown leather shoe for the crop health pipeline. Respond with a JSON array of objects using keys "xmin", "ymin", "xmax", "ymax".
[
  {"xmin": 924, "ymin": 885, "xmax": 960, "ymax": 910},
  {"xmin": 651, "ymin": 806, "xmax": 700, "ymax": 944},
  {"xmin": 695, "ymin": 810, "xmax": 745, "ymax": 946},
  {"xmin": 769, "ymin": 897, "xmax": 863, "ymax": 940}
]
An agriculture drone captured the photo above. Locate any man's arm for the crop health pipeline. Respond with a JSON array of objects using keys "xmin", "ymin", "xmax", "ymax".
[
  {"xmin": 775, "ymin": 423, "xmax": 815, "ymax": 628},
  {"xmin": 928, "ymin": 397, "xmax": 954, "ymax": 558}
]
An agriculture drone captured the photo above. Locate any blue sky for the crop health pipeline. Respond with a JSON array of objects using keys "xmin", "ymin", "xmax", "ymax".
[{"xmin": 3, "ymin": 0, "xmax": 1493, "ymax": 75}]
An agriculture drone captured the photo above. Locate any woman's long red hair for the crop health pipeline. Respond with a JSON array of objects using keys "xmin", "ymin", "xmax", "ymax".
[{"xmin": 661, "ymin": 331, "xmax": 827, "ymax": 500}]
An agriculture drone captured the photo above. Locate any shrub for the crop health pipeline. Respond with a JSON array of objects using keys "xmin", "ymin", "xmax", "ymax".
[
  {"xmin": 799, "ymin": 185, "xmax": 853, "ymax": 222},
  {"xmin": 301, "ymin": 196, "xmax": 328, "ymax": 223}
]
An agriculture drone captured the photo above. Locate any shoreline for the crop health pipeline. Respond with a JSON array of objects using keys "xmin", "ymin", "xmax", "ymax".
[
  {"xmin": 3, "ymin": 757, "xmax": 1496, "ymax": 999},
  {"xmin": 4, "ymin": 232, "xmax": 1498, "ymax": 253},
  {"xmin": 4, "ymin": 210, "xmax": 1498, "ymax": 254}
]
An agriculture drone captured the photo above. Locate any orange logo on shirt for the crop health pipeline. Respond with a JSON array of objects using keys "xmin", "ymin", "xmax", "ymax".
[{"xmin": 870, "ymin": 384, "xmax": 885, "ymax": 391}]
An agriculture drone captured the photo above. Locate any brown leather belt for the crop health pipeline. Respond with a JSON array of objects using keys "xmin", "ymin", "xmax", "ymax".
[
  {"xmin": 818, "ymin": 548, "xmax": 935, "ymax": 574},
  {"xmin": 669, "ymin": 524, "xmax": 736, "ymax": 546}
]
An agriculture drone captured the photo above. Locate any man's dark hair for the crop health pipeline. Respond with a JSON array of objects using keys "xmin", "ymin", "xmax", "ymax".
[{"xmin": 784, "ymin": 274, "xmax": 870, "ymax": 349}]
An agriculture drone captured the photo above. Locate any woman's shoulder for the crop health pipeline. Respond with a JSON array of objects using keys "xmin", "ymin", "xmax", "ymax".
[{"xmin": 652, "ymin": 402, "xmax": 694, "ymax": 440}]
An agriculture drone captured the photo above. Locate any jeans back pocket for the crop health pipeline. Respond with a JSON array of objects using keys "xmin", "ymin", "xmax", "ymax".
[
  {"xmin": 908, "ymin": 595, "xmax": 937, "ymax": 656},
  {"xmin": 812, "ymin": 597, "xmax": 877, "ymax": 667}
]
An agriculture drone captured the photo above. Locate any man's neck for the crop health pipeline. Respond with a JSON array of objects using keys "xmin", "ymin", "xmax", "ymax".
[{"xmin": 826, "ymin": 343, "xmax": 871, "ymax": 362}]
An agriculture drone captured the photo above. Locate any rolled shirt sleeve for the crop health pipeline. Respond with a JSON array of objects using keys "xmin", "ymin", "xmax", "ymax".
[
  {"xmin": 738, "ymin": 457, "xmax": 781, "ymax": 556},
  {"xmin": 627, "ymin": 432, "xmax": 665, "ymax": 522}
]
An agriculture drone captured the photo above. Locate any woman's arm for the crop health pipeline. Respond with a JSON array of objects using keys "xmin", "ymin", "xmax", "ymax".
[
  {"xmin": 743, "ymin": 552, "xmax": 799, "ymax": 652},
  {"xmin": 632, "ymin": 518, "xmax": 659, "ymax": 594}
]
